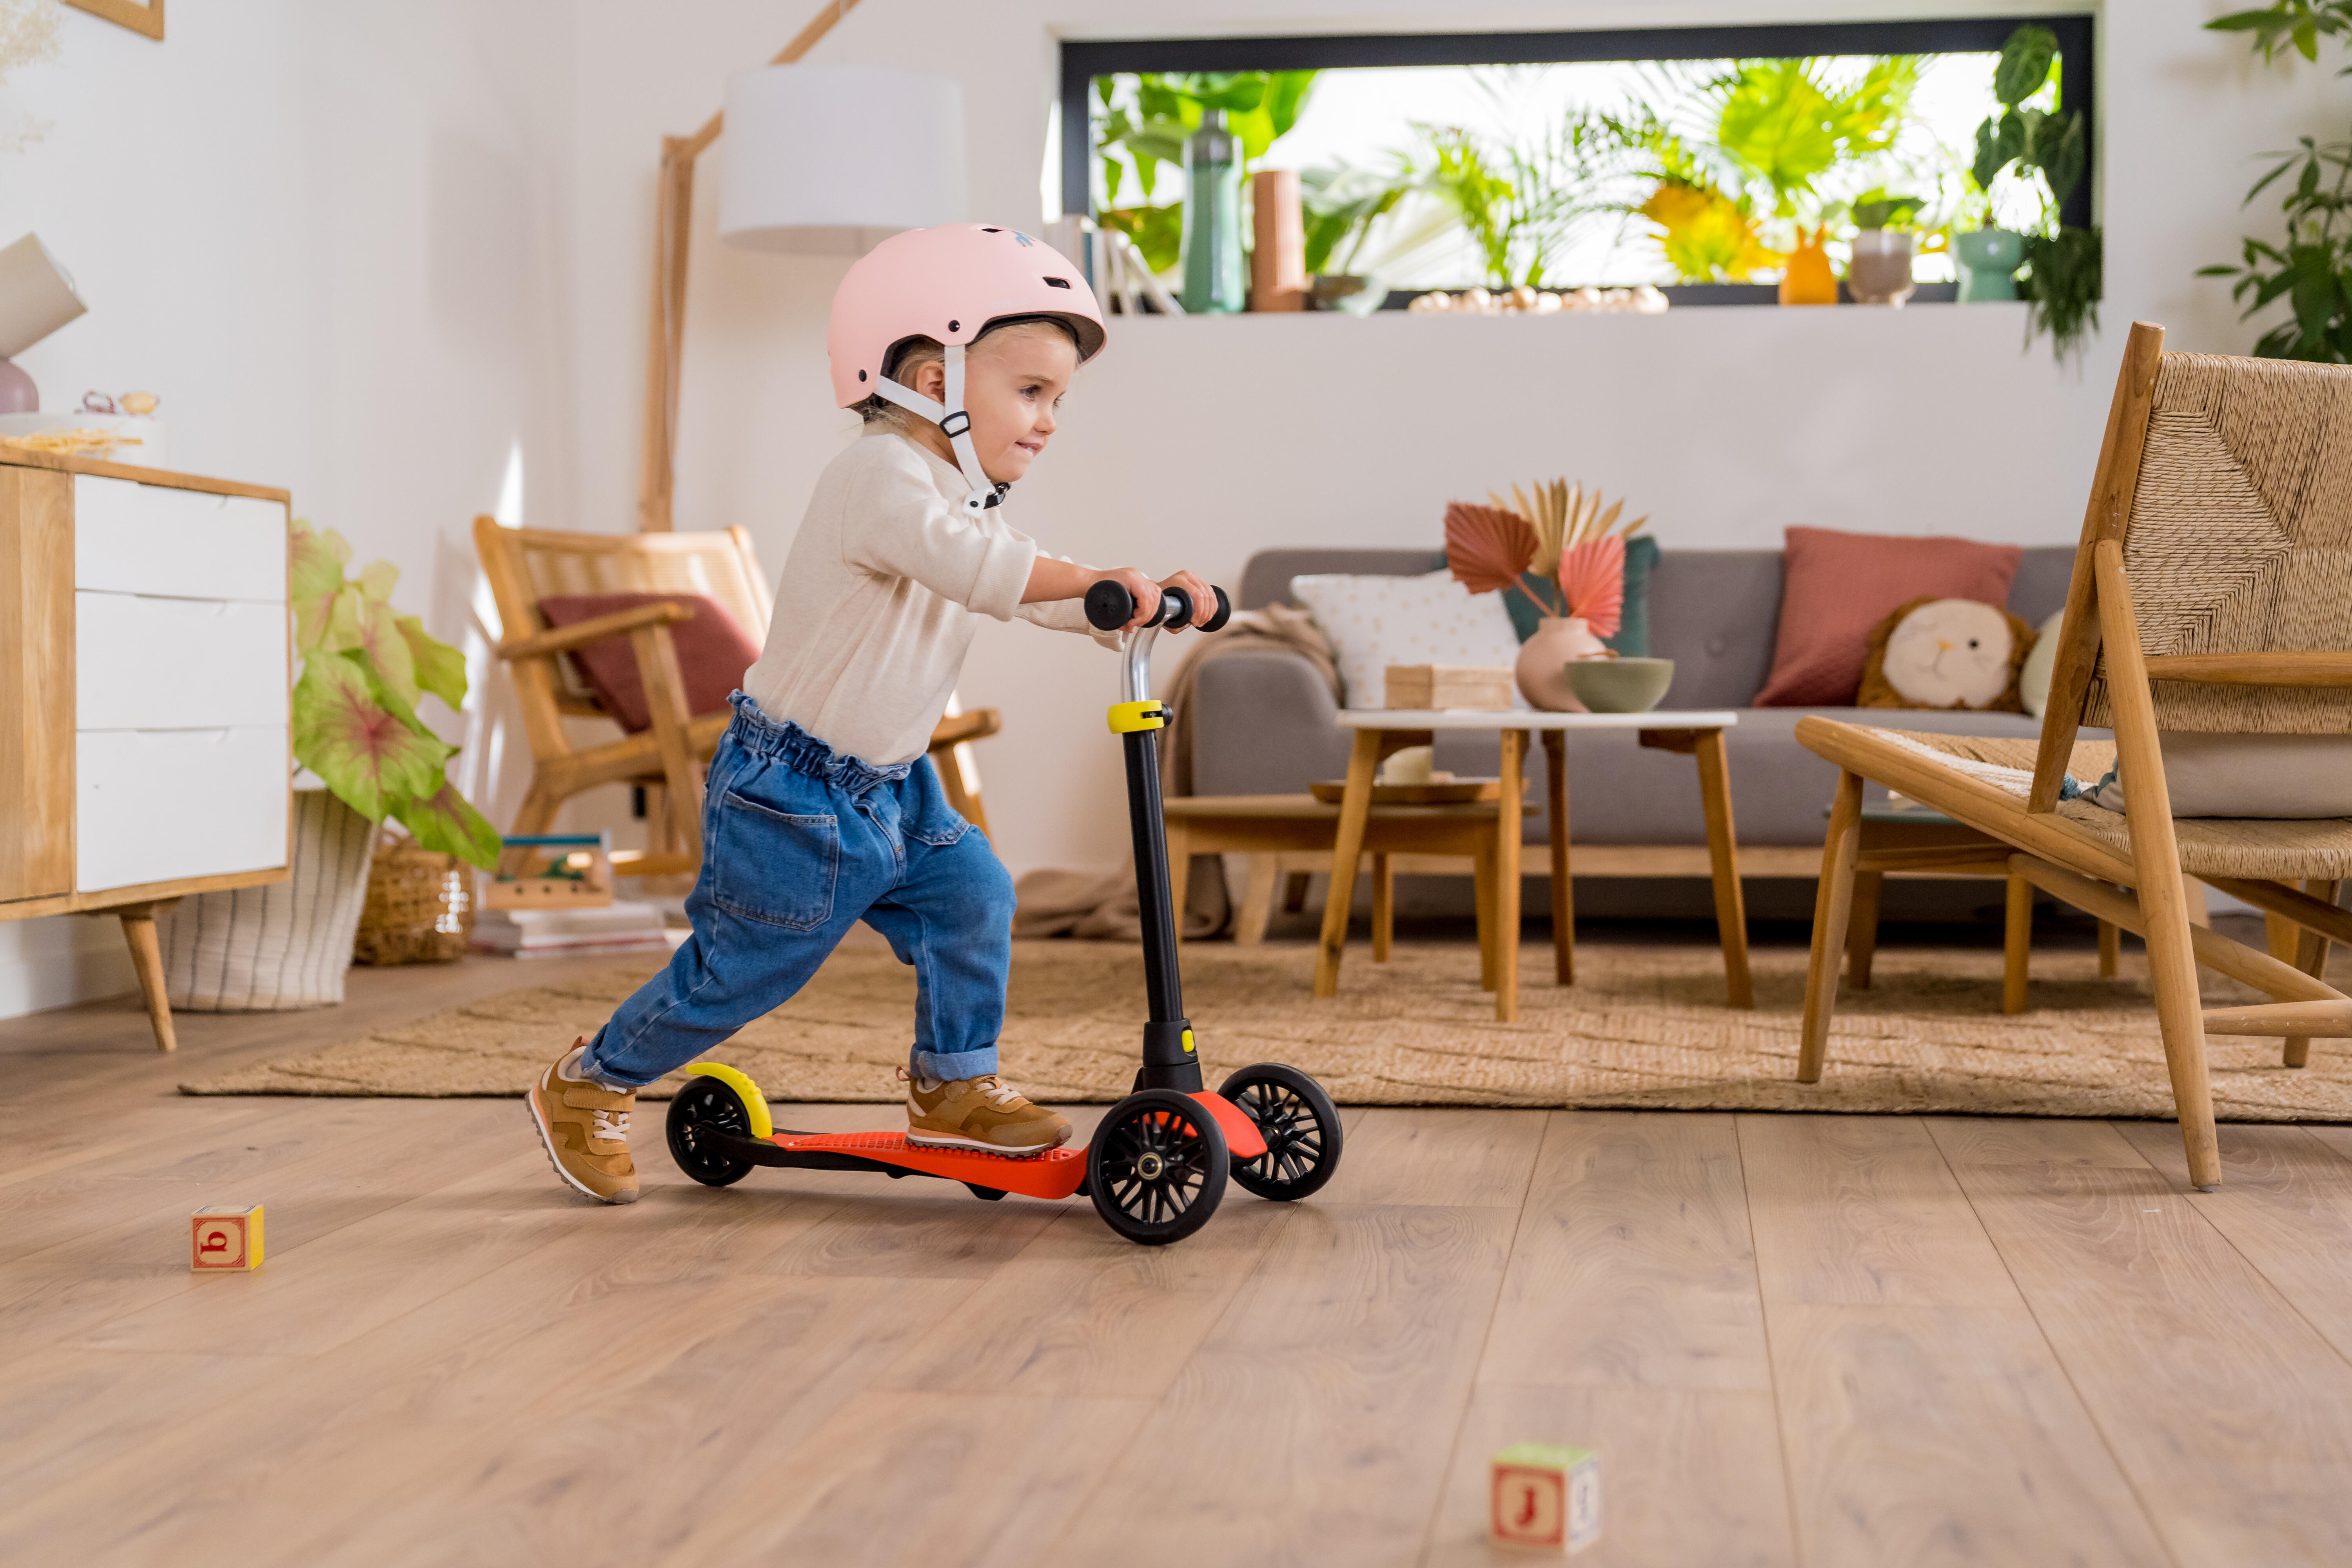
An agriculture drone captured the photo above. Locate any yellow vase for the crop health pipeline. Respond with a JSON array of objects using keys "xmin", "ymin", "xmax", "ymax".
[{"xmin": 1778, "ymin": 226, "xmax": 1838, "ymax": 307}]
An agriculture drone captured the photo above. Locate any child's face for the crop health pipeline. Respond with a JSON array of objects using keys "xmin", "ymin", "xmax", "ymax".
[{"xmin": 907, "ymin": 326, "xmax": 1079, "ymax": 486}]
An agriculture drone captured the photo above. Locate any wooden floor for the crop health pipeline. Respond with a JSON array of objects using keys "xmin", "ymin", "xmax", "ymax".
[{"xmin": 8, "ymin": 949, "xmax": 2352, "ymax": 1566}]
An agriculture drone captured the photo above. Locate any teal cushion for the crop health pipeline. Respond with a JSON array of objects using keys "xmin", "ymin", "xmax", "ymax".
[{"xmin": 1476, "ymin": 535, "xmax": 1658, "ymax": 656}]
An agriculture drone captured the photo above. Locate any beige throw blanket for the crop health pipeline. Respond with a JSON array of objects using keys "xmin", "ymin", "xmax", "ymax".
[{"xmin": 1014, "ymin": 604, "xmax": 1338, "ymax": 940}]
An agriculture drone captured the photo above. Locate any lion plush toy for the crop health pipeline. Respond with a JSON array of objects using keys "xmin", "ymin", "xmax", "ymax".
[{"xmin": 1856, "ymin": 595, "xmax": 2036, "ymax": 712}]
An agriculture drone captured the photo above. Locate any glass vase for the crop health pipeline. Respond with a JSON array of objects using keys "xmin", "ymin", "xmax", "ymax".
[{"xmin": 1180, "ymin": 110, "xmax": 1243, "ymax": 314}]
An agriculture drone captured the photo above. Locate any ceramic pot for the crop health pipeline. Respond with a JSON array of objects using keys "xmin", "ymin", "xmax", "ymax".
[
  {"xmin": 1565, "ymin": 657, "xmax": 1676, "ymax": 714},
  {"xmin": 1515, "ymin": 617, "xmax": 1610, "ymax": 711},
  {"xmin": 1954, "ymin": 227, "xmax": 2022, "ymax": 302},
  {"xmin": 160, "ymin": 789, "xmax": 376, "ymax": 1011},
  {"xmin": 1778, "ymin": 227, "xmax": 1838, "ymax": 306},
  {"xmin": 1847, "ymin": 229, "xmax": 1916, "ymax": 306}
]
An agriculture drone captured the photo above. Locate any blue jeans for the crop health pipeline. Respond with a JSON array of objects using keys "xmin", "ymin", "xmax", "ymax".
[{"xmin": 576, "ymin": 695, "xmax": 1014, "ymax": 1090}]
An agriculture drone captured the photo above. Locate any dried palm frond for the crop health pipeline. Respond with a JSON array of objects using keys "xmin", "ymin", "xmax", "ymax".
[
  {"xmin": 1442, "ymin": 502, "xmax": 1537, "ymax": 595},
  {"xmin": 1494, "ymin": 478, "xmax": 1648, "ymax": 564},
  {"xmin": 1558, "ymin": 535, "xmax": 1626, "ymax": 639}
]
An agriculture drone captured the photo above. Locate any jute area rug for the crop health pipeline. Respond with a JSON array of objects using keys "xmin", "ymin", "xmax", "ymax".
[{"xmin": 181, "ymin": 938, "xmax": 2352, "ymax": 1122}]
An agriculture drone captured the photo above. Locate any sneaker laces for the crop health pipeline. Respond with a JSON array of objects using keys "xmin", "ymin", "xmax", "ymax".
[
  {"xmin": 592, "ymin": 1107, "xmax": 630, "ymax": 1143},
  {"xmin": 971, "ymin": 1075, "xmax": 1026, "ymax": 1107}
]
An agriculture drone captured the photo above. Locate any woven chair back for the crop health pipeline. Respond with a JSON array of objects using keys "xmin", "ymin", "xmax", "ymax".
[
  {"xmin": 480, "ymin": 525, "xmax": 774, "ymax": 707},
  {"xmin": 2084, "ymin": 351, "xmax": 2352, "ymax": 734}
]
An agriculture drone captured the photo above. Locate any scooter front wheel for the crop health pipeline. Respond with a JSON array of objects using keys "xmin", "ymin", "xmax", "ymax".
[
  {"xmin": 668, "ymin": 1074, "xmax": 756, "ymax": 1187},
  {"xmin": 1088, "ymin": 1089, "xmax": 1228, "ymax": 1245},
  {"xmin": 1219, "ymin": 1063, "xmax": 1343, "ymax": 1201}
]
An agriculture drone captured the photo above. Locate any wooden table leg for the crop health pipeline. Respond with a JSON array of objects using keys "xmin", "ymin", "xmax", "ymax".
[
  {"xmin": 1473, "ymin": 841, "xmax": 1497, "ymax": 992},
  {"xmin": 2003, "ymin": 872, "xmax": 2034, "ymax": 1015},
  {"xmin": 1370, "ymin": 853, "xmax": 1393, "ymax": 963},
  {"xmin": 117, "ymin": 903, "xmax": 179, "ymax": 1053},
  {"xmin": 1313, "ymin": 729, "xmax": 1384, "ymax": 999},
  {"xmin": 1234, "ymin": 855, "xmax": 1278, "ymax": 946},
  {"xmin": 2098, "ymin": 918, "xmax": 2121, "ymax": 978},
  {"xmin": 1542, "ymin": 730, "xmax": 1572, "ymax": 985},
  {"xmin": 1845, "ymin": 869, "xmax": 1885, "ymax": 989},
  {"xmin": 1494, "ymin": 730, "xmax": 1524, "ymax": 1022},
  {"xmin": 1693, "ymin": 729, "xmax": 1753, "ymax": 1009}
]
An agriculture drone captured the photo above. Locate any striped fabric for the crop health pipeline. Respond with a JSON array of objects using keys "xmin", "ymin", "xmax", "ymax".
[{"xmin": 161, "ymin": 789, "xmax": 376, "ymax": 1012}]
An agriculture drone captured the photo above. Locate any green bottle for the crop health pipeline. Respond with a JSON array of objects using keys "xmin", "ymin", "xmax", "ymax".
[{"xmin": 1180, "ymin": 110, "xmax": 1243, "ymax": 314}]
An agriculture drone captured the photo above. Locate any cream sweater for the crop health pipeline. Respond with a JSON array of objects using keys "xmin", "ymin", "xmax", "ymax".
[{"xmin": 741, "ymin": 429, "xmax": 1109, "ymax": 767}]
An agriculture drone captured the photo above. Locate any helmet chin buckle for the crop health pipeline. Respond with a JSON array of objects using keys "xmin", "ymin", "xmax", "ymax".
[{"xmin": 877, "ymin": 345, "xmax": 1009, "ymax": 515}]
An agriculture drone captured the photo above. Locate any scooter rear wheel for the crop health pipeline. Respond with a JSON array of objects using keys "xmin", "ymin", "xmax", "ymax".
[
  {"xmin": 668, "ymin": 1075, "xmax": 756, "ymax": 1187},
  {"xmin": 1219, "ymin": 1063, "xmax": 1343, "ymax": 1201},
  {"xmin": 1088, "ymin": 1089, "xmax": 1228, "ymax": 1245}
]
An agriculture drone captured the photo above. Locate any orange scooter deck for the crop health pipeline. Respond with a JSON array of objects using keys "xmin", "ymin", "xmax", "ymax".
[{"xmin": 760, "ymin": 1092, "xmax": 1268, "ymax": 1201}]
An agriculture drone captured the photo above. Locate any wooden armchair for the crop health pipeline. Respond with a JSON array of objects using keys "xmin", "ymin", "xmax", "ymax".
[
  {"xmin": 1795, "ymin": 324, "xmax": 2352, "ymax": 1192},
  {"xmin": 473, "ymin": 516, "xmax": 998, "ymax": 877}
]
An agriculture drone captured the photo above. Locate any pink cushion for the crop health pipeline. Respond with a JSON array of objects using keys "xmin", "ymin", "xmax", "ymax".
[
  {"xmin": 535, "ymin": 592, "xmax": 760, "ymax": 733},
  {"xmin": 1753, "ymin": 527, "xmax": 2024, "ymax": 707}
]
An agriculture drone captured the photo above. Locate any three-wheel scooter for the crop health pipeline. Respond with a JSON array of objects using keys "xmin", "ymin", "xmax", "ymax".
[{"xmin": 664, "ymin": 581, "xmax": 1342, "ymax": 1244}]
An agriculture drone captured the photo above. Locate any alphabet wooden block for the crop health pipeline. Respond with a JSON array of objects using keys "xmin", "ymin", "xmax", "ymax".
[
  {"xmin": 191, "ymin": 1204, "xmax": 264, "ymax": 1271},
  {"xmin": 1490, "ymin": 1443, "xmax": 1600, "ymax": 1554}
]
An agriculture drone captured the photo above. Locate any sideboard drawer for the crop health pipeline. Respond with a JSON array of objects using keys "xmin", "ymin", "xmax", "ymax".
[
  {"xmin": 77, "ymin": 726, "xmax": 290, "ymax": 894},
  {"xmin": 76, "ymin": 592, "xmax": 289, "ymax": 731},
  {"xmin": 74, "ymin": 476, "xmax": 285, "ymax": 603}
]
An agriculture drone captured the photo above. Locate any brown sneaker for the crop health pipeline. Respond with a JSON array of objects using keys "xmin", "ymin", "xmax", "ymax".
[
  {"xmin": 527, "ymin": 1039, "xmax": 640, "ymax": 1204},
  {"xmin": 904, "ymin": 1069, "xmax": 1072, "ymax": 1156}
]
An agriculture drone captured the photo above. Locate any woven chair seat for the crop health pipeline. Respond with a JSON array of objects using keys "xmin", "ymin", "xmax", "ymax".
[{"xmin": 1857, "ymin": 726, "xmax": 2352, "ymax": 881}]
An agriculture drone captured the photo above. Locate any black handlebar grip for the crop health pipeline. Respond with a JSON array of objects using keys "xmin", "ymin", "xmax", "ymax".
[
  {"xmin": 1159, "ymin": 585, "xmax": 1194, "ymax": 632},
  {"xmin": 1202, "ymin": 586, "xmax": 1232, "ymax": 633},
  {"xmin": 1084, "ymin": 579, "xmax": 1135, "ymax": 631}
]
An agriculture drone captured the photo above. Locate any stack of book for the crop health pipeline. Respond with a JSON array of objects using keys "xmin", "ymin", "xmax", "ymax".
[{"xmin": 471, "ymin": 901, "xmax": 673, "ymax": 959}]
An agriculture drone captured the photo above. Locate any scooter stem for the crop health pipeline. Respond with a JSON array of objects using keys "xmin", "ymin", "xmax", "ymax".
[{"xmin": 1115, "ymin": 620, "xmax": 1200, "ymax": 1091}]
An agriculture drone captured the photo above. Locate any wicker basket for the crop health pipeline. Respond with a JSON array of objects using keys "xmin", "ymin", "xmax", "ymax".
[{"xmin": 352, "ymin": 841, "xmax": 476, "ymax": 966}]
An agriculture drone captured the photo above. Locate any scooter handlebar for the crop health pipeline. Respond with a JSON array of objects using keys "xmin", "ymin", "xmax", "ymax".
[{"xmin": 1083, "ymin": 581, "xmax": 1232, "ymax": 635}]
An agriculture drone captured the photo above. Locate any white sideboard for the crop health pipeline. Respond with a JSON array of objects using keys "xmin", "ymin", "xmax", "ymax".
[{"xmin": 0, "ymin": 451, "xmax": 292, "ymax": 1049}]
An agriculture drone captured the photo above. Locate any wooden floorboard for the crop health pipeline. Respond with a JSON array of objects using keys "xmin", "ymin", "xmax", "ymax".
[{"xmin": 9, "ymin": 954, "xmax": 2352, "ymax": 1562}]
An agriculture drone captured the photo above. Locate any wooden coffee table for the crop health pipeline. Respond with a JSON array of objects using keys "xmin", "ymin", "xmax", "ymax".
[{"xmin": 1318, "ymin": 710, "xmax": 1752, "ymax": 1019}]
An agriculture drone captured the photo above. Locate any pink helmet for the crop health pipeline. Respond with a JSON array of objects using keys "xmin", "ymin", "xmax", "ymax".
[{"xmin": 827, "ymin": 223, "xmax": 1106, "ymax": 409}]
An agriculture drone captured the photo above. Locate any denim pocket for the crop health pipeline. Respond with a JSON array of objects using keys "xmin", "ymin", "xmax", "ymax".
[
  {"xmin": 904, "ymin": 759, "xmax": 971, "ymax": 847},
  {"xmin": 710, "ymin": 789, "xmax": 839, "ymax": 929}
]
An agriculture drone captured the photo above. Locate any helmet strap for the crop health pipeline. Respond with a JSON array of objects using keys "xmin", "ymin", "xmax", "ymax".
[{"xmin": 871, "ymin": 343, "xmax": 1009, "ymax": 515}]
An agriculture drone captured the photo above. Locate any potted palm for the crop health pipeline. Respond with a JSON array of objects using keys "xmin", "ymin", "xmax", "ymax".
[{"xmin": 162, "ymin": 521, "xmax": 499, "ymax": 1010}]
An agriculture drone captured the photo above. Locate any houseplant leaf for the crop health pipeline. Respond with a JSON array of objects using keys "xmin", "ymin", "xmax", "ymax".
[
  {"xmin": 326, "ymin": 584, "xmax": 420, "ymax": 708},
  {"xmin": 1993, "ymin": 25, "xmax": 2059, "ymax": 108},
  {"xmin": 289, "ymin": 521, "xmax": 349, "ymax": 653},
  {"xmin": 397, "ymin": 614, "xmax": 469, "ymax": 711},
  {"xmin": 292, "ymin": 651, "xmax": 448, "ymax": 823},
  {"xmin": 389, "ymin": 778, "xmax": 502, "ymax": 870}
]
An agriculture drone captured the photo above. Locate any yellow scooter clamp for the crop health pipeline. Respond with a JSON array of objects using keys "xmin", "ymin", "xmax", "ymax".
[
  {"xmin": 1108, "ymin": 700, "xmax": 1167, "ymax": 734},
  {"xmin": 681, "ymin": 1062, "xmax": 773, "ymax": 1140}
]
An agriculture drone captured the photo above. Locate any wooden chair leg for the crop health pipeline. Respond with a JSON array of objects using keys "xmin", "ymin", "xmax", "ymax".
[
  {"xmin": 2283, "ymin": 878, "xmax": 2341, "ymax": 1069},
  {"xmin": 2183, "ymin": 876, "xmax": 2211, "ymax": 928},
  {"xmin": 632, "ymin": 623, "xmax": 707, "ymax": 863},
  {"xmin": 1473, "ymin": 842, "xmax": 1498, "ymax": 993},
  {"xmin": 1494, "ymin": 731, "xmax": 1524, "ymax": 1023},
  {"xmin": 1799, "ymin": 770, "xmax": 1864, "ymax": 1082},
  {"xmin": 1314, "ymin": 730, "xmax": 1383, "ymax": 999},
  {"xmin": 118, "ymin": 905, "xmax": 178, "ymax": 1053},
  {"xmin": 2003, "ymin": 872, "xmax": 2034, "ymax": 1015},
  {"xmin": 1282, "ymin": 872, "xmax": 1312, "ymax": 914},
  {"xmin": 2098, "ymin": 918, "xmax": 2121, "ymax": 978},
  {"xmin": 1370, "ymin": 853, "xmax": 1394, "ymax": 963},
  {"xmin": 1845, "ymin": 870, "xmax": 1885, "ymax": 989},
  {"xmin": 1233, "ymin": 855, "xmax": 1278, "ymax": 947}
]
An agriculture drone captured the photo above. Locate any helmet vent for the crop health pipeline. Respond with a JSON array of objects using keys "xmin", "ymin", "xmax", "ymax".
[
  {"xmin": 1044, "ymin": 277, "xmax": 1072, "ymax": 289},
  {"xmin": 858, "ymin": 370, "xmax": 867, "ymax": 381},
  {"xmin": 948, "ymin": 320, "xmax": 960, "ymax": 332},
  {"xmin": 982, "ymin": 227, "xmax": 1002, "ymax": 232}
]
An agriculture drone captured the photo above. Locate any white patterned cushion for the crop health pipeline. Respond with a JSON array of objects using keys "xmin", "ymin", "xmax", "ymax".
[{"xmin": 1288, "ymin": 570, "xmax": 1525, "ymax": 709}]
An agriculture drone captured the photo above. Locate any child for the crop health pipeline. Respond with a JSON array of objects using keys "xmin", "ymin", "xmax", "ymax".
[{"xmin": 528, "ymin": 223, "xmax": 1214, "ymax": 1204}]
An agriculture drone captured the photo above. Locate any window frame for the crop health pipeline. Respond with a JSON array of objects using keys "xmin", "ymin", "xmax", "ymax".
[{"xmin": 1058, "ymin": 15, "xmax": 2096, "ymax": 305}]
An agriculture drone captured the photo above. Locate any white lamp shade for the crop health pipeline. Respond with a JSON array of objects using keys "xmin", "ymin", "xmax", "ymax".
[
  {"xmin": 719, "ymin": 64, "xmax": 966, "ymax": 254},
  {"xmin": 0, "ymin": 233, "xmax": 87, "ymax": 359}
]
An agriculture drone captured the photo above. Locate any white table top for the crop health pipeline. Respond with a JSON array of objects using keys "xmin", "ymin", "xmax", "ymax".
[{"xmin": 1337, "ymin": 708, "xmax": 1739, "ymax": 731}]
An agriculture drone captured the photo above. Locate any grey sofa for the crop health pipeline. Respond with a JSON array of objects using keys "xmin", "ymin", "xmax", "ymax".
[{"xmin": 1191, "ymin": 545, "xmax": 2084, "ymax": 920}]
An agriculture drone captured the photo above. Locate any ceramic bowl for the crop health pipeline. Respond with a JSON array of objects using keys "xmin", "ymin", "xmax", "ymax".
[{"xmin": 1564, "ymin": 657, "xmax": 1675, "ymax": 714}]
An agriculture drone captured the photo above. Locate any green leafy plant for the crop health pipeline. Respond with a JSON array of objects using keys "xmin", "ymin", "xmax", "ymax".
[
  {"xmin": 2203, "ymin": 3, "xmax": 2352, "ymax": 360},
  {"xmin": 1962, "ymin": 25, "xmax": 2099, "ymax": 361},
  {"xmin": 1410, "ymin": 109, "xmax": 1621, "ymax": 289},
  {"xmin": 289, "ymin": 519, "xmax": 499, "ymax": 867},
  {"xmin": 1093, "ymin": 71, "xmax": 1319, "ymax": 274}
]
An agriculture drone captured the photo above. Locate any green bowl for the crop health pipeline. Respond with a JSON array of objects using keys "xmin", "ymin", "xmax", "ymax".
[{"xmin": 1564, "ymin": 657, "xmax": 1675, "ymax": 713}]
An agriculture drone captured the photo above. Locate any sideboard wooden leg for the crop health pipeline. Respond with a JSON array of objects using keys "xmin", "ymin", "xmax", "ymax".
[{"xmin": 117, "ymin": 904, "xmax": 178, "ymax": 1053}]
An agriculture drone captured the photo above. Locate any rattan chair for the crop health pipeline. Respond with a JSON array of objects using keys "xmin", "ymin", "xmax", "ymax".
[
  {"xmin": 473, "ymin": 516, "xmax": 999, "ymax": 877},
  {"xmin": 1795, "ymin": 323, "xmax": 2352, "ymax": 1191}
]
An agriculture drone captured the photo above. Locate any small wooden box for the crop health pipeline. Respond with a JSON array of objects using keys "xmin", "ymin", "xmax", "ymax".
[
  {"xmin": 1491, "ymin": 1443, "xmax": 1600, "ymax": 1554},
  {"xmin": 483, "ymin": 833, "xmax": 614, "ymax": 912},
  {"xmin": 191, "ymin": 1204, "xmax": 264, "ymax": 1272},
  {"xmin": 1383, "ymin": 664, "xmax": 1515, "ymax": 711}
]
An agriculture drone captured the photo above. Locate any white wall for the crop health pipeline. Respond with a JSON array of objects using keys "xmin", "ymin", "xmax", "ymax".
[
  {"xmin": 0, "ymin": 0, "xmax": 575, "ymax": 1016},
  {"xmin": 0, "ymin": 0, "xmax": 2341, "ymax": 1016}
]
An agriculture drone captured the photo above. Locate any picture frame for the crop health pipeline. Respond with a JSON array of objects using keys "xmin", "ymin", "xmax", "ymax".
[{"xmin": 63, "ymin": 0, "xmax": 163, "ymax": 41}]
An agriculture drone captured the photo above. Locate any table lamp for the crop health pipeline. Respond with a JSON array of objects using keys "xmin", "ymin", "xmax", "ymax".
[
  {"xmin": 636, "ymin": 0, "xmax": 968, "ymax": 529},
  {"xmin": 0, "ymin": 233, "xmax": 88, "ymax": 414}
]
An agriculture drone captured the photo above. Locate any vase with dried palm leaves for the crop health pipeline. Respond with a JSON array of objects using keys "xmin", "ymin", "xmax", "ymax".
[{"xmin": 1445, "ymin": 479, "xmax": 1648, "ymax": 710}]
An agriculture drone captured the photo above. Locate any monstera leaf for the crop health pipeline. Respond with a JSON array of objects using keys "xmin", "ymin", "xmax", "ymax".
[
  {"xmin": 292, "ymin": 652, "xmax": 450, "ymax": 823},
  {"xmin": 390, "ymin": 778, "xmax": 502, "ymax": 869}
]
